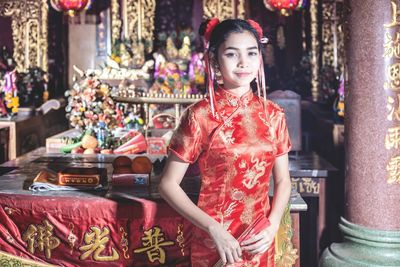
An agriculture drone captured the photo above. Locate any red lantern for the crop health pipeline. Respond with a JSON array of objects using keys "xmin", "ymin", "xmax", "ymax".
[
  {"xmin": 296, "ymin": 0, "xmax": 308, "ymax": 9},
  {"xmin": 264, "ymin": 0, "xmax": 300, "ymax": 15},
  {"xmin": 50, "ymin": 0, "xmax": 91, "ymax": 16}
]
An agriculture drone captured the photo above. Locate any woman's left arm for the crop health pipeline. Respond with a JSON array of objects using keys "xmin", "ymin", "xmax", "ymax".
[
  {"xmin": 268, "ymin": 153, "xmax": 292, "ymax": 230},
  {"xmin": 241, "ymin": 153, "xmax": 291, "ymax": 254}
]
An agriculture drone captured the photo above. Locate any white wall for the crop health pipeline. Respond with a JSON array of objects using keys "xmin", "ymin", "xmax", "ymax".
[{"xmin": 68, "ymin": 13, "xmax": 97, "ymax": 86}]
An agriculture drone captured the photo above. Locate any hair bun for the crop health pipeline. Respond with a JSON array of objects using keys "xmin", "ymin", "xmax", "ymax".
[
  {"xmin": 199, "ymin": 19, "xmax": 211, "ymax": 37},
  {"xmin": 203, "ymin": 18, "xmax": 220, "ymax": 43}
]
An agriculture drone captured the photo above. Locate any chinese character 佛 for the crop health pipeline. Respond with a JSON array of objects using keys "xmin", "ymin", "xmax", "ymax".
[{"xmin": 22, "ymin": 220, "xmax": 61, "ymax": 259}]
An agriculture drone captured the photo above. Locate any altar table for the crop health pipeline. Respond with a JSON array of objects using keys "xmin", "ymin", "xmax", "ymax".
[{"xmin": 0, "ymin": 148, "xmax": 307, "ymax": 267}]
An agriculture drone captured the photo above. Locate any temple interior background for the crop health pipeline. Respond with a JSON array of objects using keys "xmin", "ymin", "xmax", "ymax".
[{"xmin": 1, "ymin": 0, "xmax": 398, "ymax": 267}]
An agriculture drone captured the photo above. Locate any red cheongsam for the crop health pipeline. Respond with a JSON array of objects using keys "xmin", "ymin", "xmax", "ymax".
[{"xmin": 169, "ymin": 88, "xmax": 291, "ymax": 267}]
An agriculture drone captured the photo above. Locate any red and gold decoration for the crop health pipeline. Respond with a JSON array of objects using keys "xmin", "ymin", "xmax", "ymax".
[
  {"xmin": 0, "ymin": 194, "xmax": 192, "ymax": 266},
  {"xmin": 168, "ymin": 87, "xmax": 292, "ymax": 265},
  {"xmin": 79, "ymin": 226, "xmax": 120, "ymax": 261},
  {"xmin": 22, "ymin": 220, "xmax": 61, "ymax": 259},
  {"xmin": 50, "ymin": 0, "xmax": 91, "ymax": 16},
  {"xmin": 134, "ymin": 226, "xmax": 175, "ymax": 264},
  {"xmin": 264, "ymin": 0, "xmax": 300, "ymax": 16},
  {"xmin": 296, "ymin": 0, "xmax": 307, "ymax": 10}
]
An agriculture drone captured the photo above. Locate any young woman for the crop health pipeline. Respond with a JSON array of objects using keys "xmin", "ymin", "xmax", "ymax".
[{"xmin": 158, "ymin": 19, "xmax": 292, "ymax": 267}]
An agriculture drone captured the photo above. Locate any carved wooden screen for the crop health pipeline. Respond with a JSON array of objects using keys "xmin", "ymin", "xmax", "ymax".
[{"xmin": 0, "ymin": 0, "xmax": 48, "ymax": 72}]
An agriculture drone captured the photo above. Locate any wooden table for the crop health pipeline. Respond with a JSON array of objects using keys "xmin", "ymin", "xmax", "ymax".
[
  {"xmin": 288, "ymin": 152, "xmax": 337, "ymax": 264},
  {"xmin": 0, "ymin": 109, "xmax": 68, "ymax": 160},
  {"xmin": 0, "ymin": 115, "xmax": 43, "ymax": 160},
  {"xmin": 0, "ymin": 148, "xmax": 307, "ymax": 266}
]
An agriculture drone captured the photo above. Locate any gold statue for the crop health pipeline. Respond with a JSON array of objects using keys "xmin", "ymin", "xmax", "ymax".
[
  {"xmin": 131, "ymin": 41, "xmax": 145, "ymax": 68},
  {"xmin": 178, "ymin": 36, "xmax": 192, "ymax": 61},
  {"xmin": 165, "ymin": 37, "xmax": 179, "ymax": 61},
  {"xmin": 120, "ymin": 43, "xmax": 133, "ymax": 68}
]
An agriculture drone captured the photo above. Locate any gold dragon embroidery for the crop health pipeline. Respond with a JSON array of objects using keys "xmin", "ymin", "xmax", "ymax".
[{"xmin": 242, "ymin": 155, "xmax": 267, "ymax": 189}]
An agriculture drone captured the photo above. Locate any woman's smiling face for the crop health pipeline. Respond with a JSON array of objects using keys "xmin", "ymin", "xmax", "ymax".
[{"xmin": 217, "ymin": 31, "xmax": 261, "ymax": 91}]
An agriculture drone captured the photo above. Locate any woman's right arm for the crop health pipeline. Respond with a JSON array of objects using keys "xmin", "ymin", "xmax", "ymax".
[
  {"xmin": 158, "ymin": 153, "xmax": 218, "ymax": 231},
  {"xmin": 158, "ymin": 153, "xmax": 243, "ymax": 265}
]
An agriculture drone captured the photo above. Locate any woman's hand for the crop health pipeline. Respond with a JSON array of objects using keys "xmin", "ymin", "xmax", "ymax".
[
  {"xmin": 208, "ymin": 224, "xmax": 243, "ymax": 265},
  {"xmin": 240, "ymin": 223, "xmax": 278, "ymax": 255}
]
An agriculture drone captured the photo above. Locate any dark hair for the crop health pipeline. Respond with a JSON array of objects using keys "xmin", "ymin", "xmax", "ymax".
[{"xmin": 199, "ymin": 19, "xmax": 264, "ymax": 59}]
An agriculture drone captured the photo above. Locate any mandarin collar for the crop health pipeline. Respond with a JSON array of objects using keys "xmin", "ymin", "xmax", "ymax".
[{"xmin": 214, "ymin": 87, "xmax": 254, "ymax": 107}]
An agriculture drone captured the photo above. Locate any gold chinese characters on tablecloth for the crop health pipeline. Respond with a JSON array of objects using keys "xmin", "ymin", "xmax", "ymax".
[
  {"xmin": 15, "ymin": 218, "xmax": 182, "ymax": 266},
  {"xmin": 133, "ymin": 226, "xmax": 175, "ymax": 264},
  {"xmin": 79, "ymin": 226, "xmax": 120, "ymax": 262},
  {"xmin": 22, "ymin": 220, "xmax": 60, "ymax": 259}
]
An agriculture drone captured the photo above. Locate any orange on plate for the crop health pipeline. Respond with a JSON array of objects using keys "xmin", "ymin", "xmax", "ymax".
[
  {"xmin": 131, "ymin": 156, "xmax": 152, "ymax": 174},
  {"xmin": 112, "ymin": 156, "xmax": 132, "ymax": 169}
]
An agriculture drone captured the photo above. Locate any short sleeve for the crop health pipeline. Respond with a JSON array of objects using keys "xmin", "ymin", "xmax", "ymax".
[
  {"xmin": 168, "ymin": 108, "xmax": 203, "ymax": 163},
  {"xmin": 275, "ymin": 113, "xmax": 292, "ymax": 157}
]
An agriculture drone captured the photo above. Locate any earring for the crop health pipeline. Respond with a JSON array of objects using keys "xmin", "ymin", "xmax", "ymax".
[{"xmin": 214, "ymin": 66, "xmax": 224, "ymax": 85}]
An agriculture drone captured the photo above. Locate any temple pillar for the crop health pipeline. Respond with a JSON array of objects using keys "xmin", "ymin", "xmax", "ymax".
[{"xmin": 321, "ymin": 0, "xmax": 400, "ymax": 266}]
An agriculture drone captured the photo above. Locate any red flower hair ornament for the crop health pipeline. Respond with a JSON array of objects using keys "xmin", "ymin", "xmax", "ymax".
[
  {"xmin": 204, "ymin": 18, "xmax": 220, "ymax": 45},
  {"xmin": 247, "ymin": 19, "xmax": 269, "ymax": 44}
]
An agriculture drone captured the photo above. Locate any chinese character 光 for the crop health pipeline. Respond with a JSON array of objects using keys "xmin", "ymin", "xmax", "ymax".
[{"xmin": 79, "ymin": 226, "xmax": 120, "ymax": 262}]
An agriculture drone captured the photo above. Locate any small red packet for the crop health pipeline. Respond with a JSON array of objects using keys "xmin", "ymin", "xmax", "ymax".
[
  {"xmin": 213, "ymin": 214, "xmax": 271, "ymax": 267},
  {"xmin": 237, "ymin": 214, "xmax": 271, "ymax": 243},
  {"xmin": 146, "ymin": 137, "xmax": 167, "ymax": 155},
  {"xmin": 112, "ymin": 173, "xmax": 150, "ymax": 186}
]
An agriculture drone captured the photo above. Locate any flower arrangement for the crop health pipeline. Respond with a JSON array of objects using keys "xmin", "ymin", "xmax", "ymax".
[
  {"xmin": 151, "ymin": 56, "xmax": 191, "ymax": 95},
  {"xmin": 65, "ymin": 72, "xmax": 120, "ymax": 131},
  {"xmin": 64, "ymin": 68, "xmax": 149, "ymax": 154},
  {"xmin": 188, "ymin": 52, "xmax": 206, "ymax": 94}
]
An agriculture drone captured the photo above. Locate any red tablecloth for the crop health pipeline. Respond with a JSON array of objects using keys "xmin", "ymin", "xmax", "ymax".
[{"xmin": 0, "ymin": 193, "xmax": 193, "ymax": 267}]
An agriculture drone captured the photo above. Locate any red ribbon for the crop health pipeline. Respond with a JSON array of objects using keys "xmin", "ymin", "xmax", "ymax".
[
  {"xmin": 247, "ymin": 19, "xmax": 263, "ymax": 40},
  {"xmin": 204, "ymin": 18, "xmax": 220, "ymax": 45}
]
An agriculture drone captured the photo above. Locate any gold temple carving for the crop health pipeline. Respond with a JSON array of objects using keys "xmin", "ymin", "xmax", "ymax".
[
  {"xmin": 111, "ymin": 0, "xmax": 122, "ymax": 45},
  {"xmin": 0, "ymin": 0, "xmax": 48, "ymax": 72},
  {"xmin": 310, "ymin": 0, "xmax": 320, "ymax": 101},
  {"xmin": 203, "ymin": 0, "xmax": 245, "ymax": 20},
  {"xmin": 111, "ymin": 0, "xmax": 156, "ymax": 53}
]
